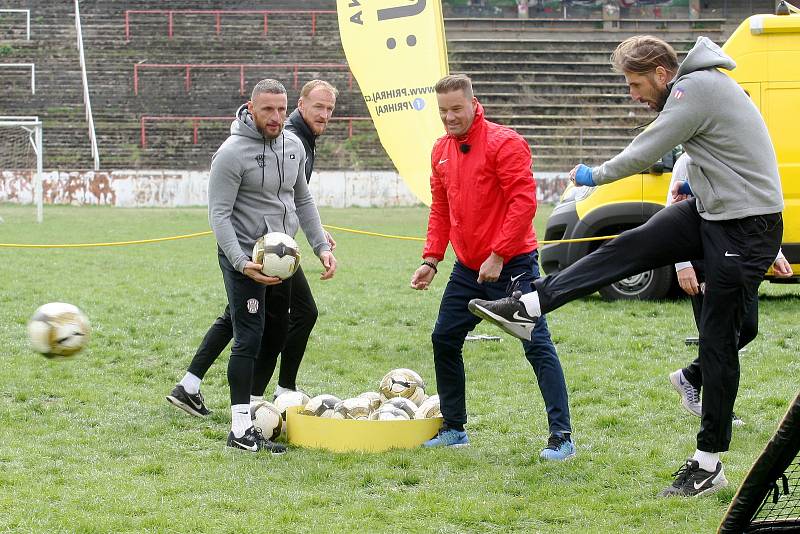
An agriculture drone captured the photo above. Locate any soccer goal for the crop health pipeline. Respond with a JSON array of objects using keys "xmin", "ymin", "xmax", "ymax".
[
  {"xmin": 719, "ymin": 391, "xmax": 800, "ymax": 533},
  {"xmin": 0, "ymin": 116, "xmax": 43, "ymax": 222}
]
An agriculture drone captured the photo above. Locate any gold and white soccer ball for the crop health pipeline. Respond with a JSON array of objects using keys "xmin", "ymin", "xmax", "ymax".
[
  {"xmin": 332, "ymin": 397, "xmax": 372, "ymax": 420},
  {"xmin": 27, "ymin": 302, "xmax": 91, "ymax": 358},
  {"xmin": 379, "ymin": 368, "xmax": 426, "ymax": 406},
  {"xmin": 250, "ymin": 400, "xmax": 282, "ymax": 440},
  {"xmin": 382, "ymin": 397, "xmax": 417, "ymax": 419},
  {"xmin": 252, "ymin": 232, "xmax": 301, "ymax": 280},
  {"xmin": 274, "ymin": 390, "xmax": 311, "ymax": 417},
  {"xmin": 302, "ymin": 394, "xmax": 341, "ymax": 418},
  {"xmin": 356, "ymin": 391, "xmax": 382, "ymax": 412},
  {"xmin": 369, "ymin": 405, "xmax": 411, "ymax": 421},
  {"xmin": 414, "ymin": 394, "xmax": 442, "ymax": 419},
  {"xmin": 273, "ymin": 390, "xmax": 310, "ymax": 433}
]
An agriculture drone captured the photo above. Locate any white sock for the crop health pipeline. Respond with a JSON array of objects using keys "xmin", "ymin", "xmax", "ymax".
[
  {"xmin": 519, "ymin": 291, "xmax": 541, "ymax": 317},
  {"xmin": 231, "ymin": 404, "xmax": 252, "ymax": 438},
  {"xmin": 274, "ymin": 385, "xmax": 294, "ymax": 398},
  {"xmin": 179, "ymin": 372, "xmax": 202, "ymax": 395},
  {"xmin": 693, "ymin": 449, "xmax": 720, "ymax": 472},
  {"xmin": 250, "ymin": 395, "xmax": 263, "ymax": 405}
]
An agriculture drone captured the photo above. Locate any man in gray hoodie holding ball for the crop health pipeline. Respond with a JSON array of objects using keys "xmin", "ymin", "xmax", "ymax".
[{"xmin": 170, "ymin": 79, "xmax": 336, "ymax": 453}]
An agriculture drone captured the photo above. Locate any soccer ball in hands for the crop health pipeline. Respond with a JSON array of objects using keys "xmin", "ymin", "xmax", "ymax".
[
  {"xmin": 252, "ymin": 232, "xmax": 301, "ymax": 280},
  {"xmin": 27, "ymin": 302, "xmax": 91, "ymax": 358},
  {"xmin": 379, "ymin": 368, "xmax": 426, "ymax": 406},
  {"xmin": 250, "ymin": 401, "xmax": 282, "ymax": 440}
]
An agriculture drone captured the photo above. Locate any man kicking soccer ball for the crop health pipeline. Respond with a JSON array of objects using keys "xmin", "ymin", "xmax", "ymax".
[{"xmin": 470, "ymin": 36, "xmax": 783, "ymax": 497}]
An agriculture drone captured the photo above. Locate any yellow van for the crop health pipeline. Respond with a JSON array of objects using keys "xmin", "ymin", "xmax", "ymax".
[{"xmin": 540, "ymin": 8, "xmax": 800, "ymax": 300}]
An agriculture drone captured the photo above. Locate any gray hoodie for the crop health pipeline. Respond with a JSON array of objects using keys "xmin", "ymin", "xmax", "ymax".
[
  {"xmin": 592, "ymin": 37, "xmax": 783, "ymax": 220},
  {"xmin": 208, "ymin": 104, "xmax": 330, "ymax": 273}
]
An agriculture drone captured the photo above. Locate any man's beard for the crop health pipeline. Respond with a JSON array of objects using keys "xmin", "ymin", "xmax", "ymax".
[
  {"xmin": 654, "ymin": 86, "xmax": 670, "ymax": 112},
  {"xmin": 258, "ymin": 124, "xmax": 283, "ymax": 140}
]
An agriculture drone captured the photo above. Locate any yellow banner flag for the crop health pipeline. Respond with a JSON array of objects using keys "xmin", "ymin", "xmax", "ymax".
[{"xmin": 337, "ymin": 0, "xmax": 449, "ymax": 205}]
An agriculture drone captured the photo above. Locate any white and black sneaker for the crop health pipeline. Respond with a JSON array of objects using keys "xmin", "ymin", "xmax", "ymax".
[
  {"xmin": 669, "ymin": 370, "xmax": 702, "ymax": 417},
  {"xmin": 166, "ymin": 384, "xmax": 211, "ymax": 417},
  {"xmin": 468, "ymin": 291, "xmax": 538, "ymax": 341},
  {"xmin": 658, "ymin": 459, "xmax": 728, "ymax": 497},
  {"xmin": 226, "ymin": 426, "xmax": 287, "ymax": 454}
]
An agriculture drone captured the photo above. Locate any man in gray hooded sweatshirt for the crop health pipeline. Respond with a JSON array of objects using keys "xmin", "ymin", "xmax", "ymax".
[
  {"xmin": 470, "ymin": 36, "xmax": 783, "ymax": 496},
  {"xmin": 177, "ymin": 78, "xmax": 336, "ymax": 453}
]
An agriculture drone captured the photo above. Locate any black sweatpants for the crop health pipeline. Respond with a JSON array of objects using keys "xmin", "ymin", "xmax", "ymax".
[
  {"xmin": 682, "ymin": 260, "xmax": 759, "ymax": 389},
  {"xmin": 187, "ymin": 265, "xmax": 315, "ymax": 394},
  {"xmin": 534, "ymin": 200, "xmax": 782, "ymax": 453}
]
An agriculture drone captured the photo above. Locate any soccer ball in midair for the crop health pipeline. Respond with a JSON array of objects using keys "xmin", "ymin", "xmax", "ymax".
[
  {"xmin": 414, "ymin": 394, "xmax": 442, "ymax": 420},
  {"xmin": 27, "ymin": 302, "xmax": 91, "ymax": 358},
  {"xmin": 302, "ymin": 394, "xmax": 341, "ymax": 418},
  {"xmin": 252, "ymin": 232, "xmax": 301, "ymax": 280},
  {"xmin": 332, "ymin": 397, "xmax": 372, "ymax": 420},
  {"xmin": 382, "ymin": 397, "xmax": 417, "ymax": 419},
  {"xmin": 250, "ymin": 401, "xmax": 282, "ymax": 440},
  {"xmin": 379, "ymin": 368, "xmax": 426, "ymax": 406}
]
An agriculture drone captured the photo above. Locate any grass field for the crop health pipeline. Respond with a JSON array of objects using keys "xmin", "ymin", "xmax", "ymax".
[{"xmin": 0, "ymin": 203, "xmax": 798, "ymax": 533}]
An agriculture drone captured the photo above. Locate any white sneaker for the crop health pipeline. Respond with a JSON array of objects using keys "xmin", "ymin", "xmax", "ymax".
[{"xmin": 669, "ymin": 370, "xmax": 702, "ymax": 417}]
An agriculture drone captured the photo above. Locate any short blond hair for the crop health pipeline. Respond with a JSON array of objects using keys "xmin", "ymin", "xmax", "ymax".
[
  {"xmin": 435, "ymin": 74, "xmax": 473, "ymax": 99},
  {"xmin": 611, "ymin": 35, "xmax": 678, "ymax": 75},
  {"xmin": 300, "ymin": 79, "xmax": 339, "ymax": 99}
]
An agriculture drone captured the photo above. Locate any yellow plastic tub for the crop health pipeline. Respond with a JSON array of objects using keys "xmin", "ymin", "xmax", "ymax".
[{"xmin": 286, "ymin": 406, "xmax": 442, "ymax": 452}]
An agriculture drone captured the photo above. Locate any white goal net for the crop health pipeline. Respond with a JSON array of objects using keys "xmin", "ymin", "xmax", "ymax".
[{"xmin": 0, "ymin": 116, "xmax": 43, "ymax": 222}]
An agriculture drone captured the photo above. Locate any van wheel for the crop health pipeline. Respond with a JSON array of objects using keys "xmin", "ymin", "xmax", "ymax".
[{"xmin": 598, "ymin": 266, "xmax": 674, "ymax": 301}]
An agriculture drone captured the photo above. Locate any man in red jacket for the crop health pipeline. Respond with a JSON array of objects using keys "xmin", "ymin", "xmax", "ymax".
[{"xmin": 410, "ymin": 74, "xmax": 575, "ymax": 459}]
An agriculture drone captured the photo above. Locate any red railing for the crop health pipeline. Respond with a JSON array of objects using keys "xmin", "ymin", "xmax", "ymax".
[
  {"xmin": 124, "ymin": 9, "xmax": 336, "ymax": 41},
  {"xmin": 133, "ymin": 63, "xmax": 353, "ymax": 96},
  {"xmin": 139, "ymin": 115, "xmax": 371, "ymax": 149}
]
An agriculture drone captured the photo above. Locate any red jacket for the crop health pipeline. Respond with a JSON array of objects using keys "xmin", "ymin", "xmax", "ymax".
[{"xmin": 423, "ymin": 102, "xmax": 539, "ymax": 271}]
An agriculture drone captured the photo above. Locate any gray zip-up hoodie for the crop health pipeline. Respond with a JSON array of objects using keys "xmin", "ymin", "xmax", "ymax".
[
  {"xmin": 208, "ymin": 104, "xmax": 330, "ymax": 273},
  {"xmin": 592, "ymin": 37, "xmax": 783, "ymax": 220}
]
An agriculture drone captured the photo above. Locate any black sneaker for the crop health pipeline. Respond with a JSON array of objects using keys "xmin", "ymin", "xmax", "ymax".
[
  {"xmin": 468, "ymin": 291, "xmax": 538, "ymax": 341},
  {"xmin": 226, "ymin": 426, "xmax": 287, "ymax": 454},
  {"xmin": 658, "ymin": 459, "xmax": 728, "ymax": 497},
  {"xmin": 166, "ymin": 384, "xmax": 211, "ymax": 417}
]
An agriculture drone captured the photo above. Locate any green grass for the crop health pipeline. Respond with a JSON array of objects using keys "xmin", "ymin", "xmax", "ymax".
[{"xmin": 0, "ymin": 203, "xmax": 798, "ymax": 533}]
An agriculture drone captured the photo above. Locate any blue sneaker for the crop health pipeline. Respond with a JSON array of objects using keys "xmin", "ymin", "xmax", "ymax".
[
  {"xmin": 423, "ymin": 428, "xmax": 469, "ymax": 448},
  {"xmin": 539, "ymin": 433, "xmax": 576, "ymax": 461}
]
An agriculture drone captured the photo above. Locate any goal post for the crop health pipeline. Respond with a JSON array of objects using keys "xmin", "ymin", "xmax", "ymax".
[
  {"xmin": 0, "ymin": 116, "xmax": 43, "ymax": 222},
  {"xmin": 719, "ymin": 391, "xmax": 800, "ymax": 533}
]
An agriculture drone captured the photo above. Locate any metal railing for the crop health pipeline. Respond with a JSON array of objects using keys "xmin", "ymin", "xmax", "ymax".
[
  {"xmin": 75, "ymin": 0, "xmax": 99, "ymax": 170},
  {"xmin": 0, "ymin": 63, "xmax": 35, "ymax": 94},
  {"xmin": 133, "ymin": 62, "xmax": 353, "ymax": 96},
  {"xmin": 123, "ymin": 9, "xmax": 336, "ymax": 41},
  {"xmin": 0, "ymin": 9, "xmax": 30, "ymax": 39},
  {"xmin": 139, "ymin": 116, "xmax": 371, "ymax": 149}
]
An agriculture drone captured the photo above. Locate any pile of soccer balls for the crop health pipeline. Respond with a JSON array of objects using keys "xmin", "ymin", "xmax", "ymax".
[
  {"xmin": 301, "ymin": 368, "xmax": 441, "ymax": 421},
  {"xmin": 249, "ymin": 369, "xmax": 442, "ymax": 437}
]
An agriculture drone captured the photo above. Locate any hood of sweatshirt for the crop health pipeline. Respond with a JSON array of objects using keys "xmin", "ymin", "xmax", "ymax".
[
  {"xmin": 672, "ymin": 37, "xmax": 736, "ymax": 84},
  {"xmin": 232, "ymin": 103, "xmax": 266, "ymax": 140}
]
